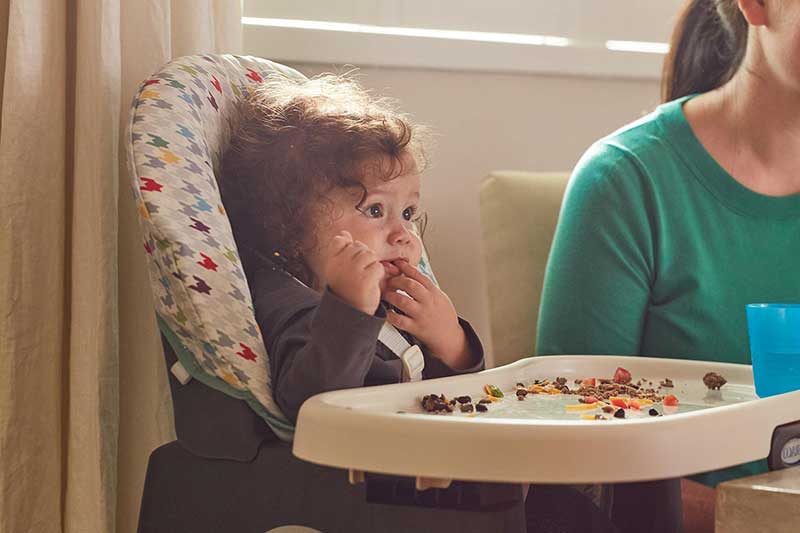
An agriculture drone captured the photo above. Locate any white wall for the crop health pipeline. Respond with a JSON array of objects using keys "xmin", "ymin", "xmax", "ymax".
[{"xmin": 280, "ymin": 63, "xmax": 660, "ymax": 364}]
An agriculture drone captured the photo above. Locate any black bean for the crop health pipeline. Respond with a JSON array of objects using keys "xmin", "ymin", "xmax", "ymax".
[
  {"xmin": 460, "ymin": 403, "xmax": 474, "ymax": 413},
  {"xmin": 614, "ymin": 409, "xmax": 626, "ymax": 419},
  {"xmin": 648, "ymin": 408, "xmax": 659, "ymax": 416},
  {"xmin": 456, "ymin": 395, "xmax": 472, "ymax": 404},
  {"xmin": 476, "ymin": 403, "xmax": 488, "ymax": 412}
]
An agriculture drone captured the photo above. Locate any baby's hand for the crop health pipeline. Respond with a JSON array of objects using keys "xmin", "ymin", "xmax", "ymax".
[
  {"xmin": 381, "ymin": 261, "xmax": 473, "ymax": 370},
  {"xmin": 323, "ymin": 231, "xmax": 383, "ymax": 315}
]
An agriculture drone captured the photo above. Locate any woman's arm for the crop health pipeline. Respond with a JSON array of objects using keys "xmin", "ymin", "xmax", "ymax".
[{"xmin": 536, "ymin": 142, "xmax": 657, "ymax": 356}]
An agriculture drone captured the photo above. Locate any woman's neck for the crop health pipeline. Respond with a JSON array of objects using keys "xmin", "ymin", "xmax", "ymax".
[{"xmin": 684, "ymin": 59, "xmax": 800, "ymax": 196}]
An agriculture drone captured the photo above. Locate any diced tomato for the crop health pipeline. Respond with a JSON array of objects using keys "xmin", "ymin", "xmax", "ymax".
[
  {"xmin": 581, "ymin": 396, "xmax": 599, "ymax": 404},
  {"xmin": 613, "ymin": 367, "xmax": 632, "ymax": 384},
  {"xmin": 610, "ymin": 397, "xmax": 629, "ymax": 409},
  {"xmin": 629, "ymin": 399, "xmax": 641, "ymax": 410},
  {"xmin": 581, "ymin": 378, "xmax": 596, "ymax": 387},
  {"xmin": 663, "ymin": 394, "xmax": 679, "ymax": 406}
]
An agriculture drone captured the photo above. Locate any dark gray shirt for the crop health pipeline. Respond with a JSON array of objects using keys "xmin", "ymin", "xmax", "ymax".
[{"xmin": 251, "ymin": 262, "xmax": 485, "ymax": 423}]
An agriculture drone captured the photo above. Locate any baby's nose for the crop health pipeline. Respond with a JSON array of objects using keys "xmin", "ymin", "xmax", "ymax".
[{"xmin": 391, "ymin": 226, "xmax": 412, "ymax": 245}]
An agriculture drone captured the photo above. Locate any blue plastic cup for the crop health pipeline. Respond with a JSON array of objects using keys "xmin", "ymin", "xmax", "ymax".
[{"xmin": 747, "ymin": 303, "xmax": 800, "ymax": 397}]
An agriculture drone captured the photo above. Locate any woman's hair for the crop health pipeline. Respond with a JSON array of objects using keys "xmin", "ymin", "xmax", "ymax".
[
  {"xmin": 219, "ymin": 74, "xmax": 429, "ymax": 285},
  {"xmin": 661, "ymin": 0, "xmax": 749, "ymax": 102}
]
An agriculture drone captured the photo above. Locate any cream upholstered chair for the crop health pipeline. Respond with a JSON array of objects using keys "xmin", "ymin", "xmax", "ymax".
[{"xmin": 479, "ymin": 171, "xmax": 570, "ymax": 367}]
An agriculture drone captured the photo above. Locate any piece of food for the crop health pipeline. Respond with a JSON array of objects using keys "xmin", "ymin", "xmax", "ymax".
[
  {"xmin": 421, "ymin": 394, "xmax": 453, "ymax": 413},
  {"xmin": 578, "ymin": 396, "xmax": 599, "ymax": 404},
  {"xmin": 613, "ymin": 409, "xmax": 626, "ymax": 419},
  {"xmin": 628, "ymin": 399, "xmax": 642, "ymax": 410},
  {"xmin": 648, "ymin": 408, "xmax": 659, "ymax": 416},
  {"xmin": 566, "ymin": 403, "xmax": 599, "ymax": 412},
  {"xmin": 484, "ymin": 384, "xmax": 504, "ymax": 398},
  {"xmin": 581, "ymin": 377, "xmax": 597, "ymax": 387},
  {"xmin": 659, "ymin": 378, "xmax": 674, "ymax": 388},
  {"xmin": 610, "ymin": 397, "xmax": 629, "ymax": 409},
  {"xmin": 459, "ymin": 403, "xmax": 474, "ymax": 413},
  {"xmin": 581, "ymin": 414, "xmax": 607, "ymax": 421},
  {"xmin": 703, "ymin": 372, "xmax": 727, "ymax": 390},
  {"xmin": 613, "ymin": 367, "xmax": 632, "ymax": 384},
  {"xmin": 663, "ymin": 394, "xmax": 679, "ymax": 406}
]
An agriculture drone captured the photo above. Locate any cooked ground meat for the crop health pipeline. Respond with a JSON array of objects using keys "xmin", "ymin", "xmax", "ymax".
[{"xmin": 703, "ymin": 372, "xmax": 727, "ymax": 390}]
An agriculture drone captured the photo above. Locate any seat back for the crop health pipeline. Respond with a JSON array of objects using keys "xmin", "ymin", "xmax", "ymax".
[
  {"xmin": 126, "ymin": 54, "xmax": 302, "ymax": 440},
  {"xmin": 479, "ymin": 171, "xmax": 569, "ymax": 367}
]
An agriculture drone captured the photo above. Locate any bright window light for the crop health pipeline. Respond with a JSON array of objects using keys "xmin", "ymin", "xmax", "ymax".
[
  {"xmin": 242, "ymin": 17, "xmax": 571, "ymax": 47},
  {"xmin": 605, "ymin": 40, "xmax": 669, "ymax": 54}
]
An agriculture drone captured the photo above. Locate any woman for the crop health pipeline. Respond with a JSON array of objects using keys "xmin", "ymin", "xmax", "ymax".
[{"xmin": 537, "ymin": 0, "xmax": 800, "ymax": 531}]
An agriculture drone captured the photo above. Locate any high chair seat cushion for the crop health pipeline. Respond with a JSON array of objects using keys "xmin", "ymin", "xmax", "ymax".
[{"xmin": 126, "ymin": 54, "xmax": 300, "ymax": 440}]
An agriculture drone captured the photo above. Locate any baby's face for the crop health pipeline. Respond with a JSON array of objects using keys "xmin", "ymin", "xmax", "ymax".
[{"xmin": 306, "ymin": 170, "xmax": 423, "ymax": 290}]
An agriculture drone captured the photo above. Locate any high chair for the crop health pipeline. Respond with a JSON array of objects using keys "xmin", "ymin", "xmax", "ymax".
[{"xmin": 127, "ymin": 54, "xmax": 526, "ymax": 533}]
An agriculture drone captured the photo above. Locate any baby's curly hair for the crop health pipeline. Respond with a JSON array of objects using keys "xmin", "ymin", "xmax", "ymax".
[{"xmin": 220, "ymin": 74, "xmax": 430, "ymax": 285}]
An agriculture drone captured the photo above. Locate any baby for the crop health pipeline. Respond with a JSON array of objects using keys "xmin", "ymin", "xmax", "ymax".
[{"xmin": 220, "ymin": 74, "xmax": 484, "ymax": 423}]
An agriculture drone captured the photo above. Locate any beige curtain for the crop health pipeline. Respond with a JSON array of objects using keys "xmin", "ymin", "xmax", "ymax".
[{"xmin": 0, "ymin": 2, "xmax": 242, "ymax": 532}]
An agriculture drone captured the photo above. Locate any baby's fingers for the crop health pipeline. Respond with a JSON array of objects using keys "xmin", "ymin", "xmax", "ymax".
[
  {"xmin": 331, "ymin": 231, "xmax": 354, "ymax": 256},
  {"xmin": 395, "ymin": 260, "xmax": 435, "ymax": 290},
  {"xmin": 353, "ymin": 248, "xmax": 379, "ymax": 271},
  {"xmin": 387, "ymin": 309, "xmax": 419, "ymax": 337},
  {"xmin": 382, "ymin": 290, "xmax": 421, "ymax": 318}
]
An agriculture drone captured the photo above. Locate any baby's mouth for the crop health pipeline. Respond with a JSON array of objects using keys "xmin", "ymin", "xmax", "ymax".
[{"xmin": 380, "ymin": 258, "xmax": 409, "ymax": 277}]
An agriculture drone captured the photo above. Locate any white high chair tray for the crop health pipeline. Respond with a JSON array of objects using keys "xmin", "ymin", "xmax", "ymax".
[{"xmin": 293, "ymin": 355, "xmax": 800, "ymax": 484}]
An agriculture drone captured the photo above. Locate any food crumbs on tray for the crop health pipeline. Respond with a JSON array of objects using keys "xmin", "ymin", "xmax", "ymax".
[
  {"xmin": 566, "ymin": 403, "xmax": 600, "ymax": 412},
  {"xmin": 419, "ymin": 366, "xmax": 693, "ymax": 417},
  {"xmin": 703, "ymin": 372, "xmax": 727, "ymax": 390},
  {"xmin": 663, "ymin": 394, "xmax": 679, "ymax": 407},
  {"xmin": 582, "ymin": 414, "xmax": 608, "ymax": 421},
  {"xmin": 484, "ymin": 384, "xmax": 505, "ymax": 398}
]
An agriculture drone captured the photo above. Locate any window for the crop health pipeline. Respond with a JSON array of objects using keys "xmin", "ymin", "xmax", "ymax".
[{"xmin": 242, "ymin": 0, "xmax": 682, "ymax": 79}]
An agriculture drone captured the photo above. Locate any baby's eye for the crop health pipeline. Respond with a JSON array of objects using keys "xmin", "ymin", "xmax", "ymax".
[
  {"xmin": 402, "ymin": 206, "xmax": 418, "ymax": 221},
  {"xmin": 364, "ymin": 204, "xmax": 383, "ymax": 218}
]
